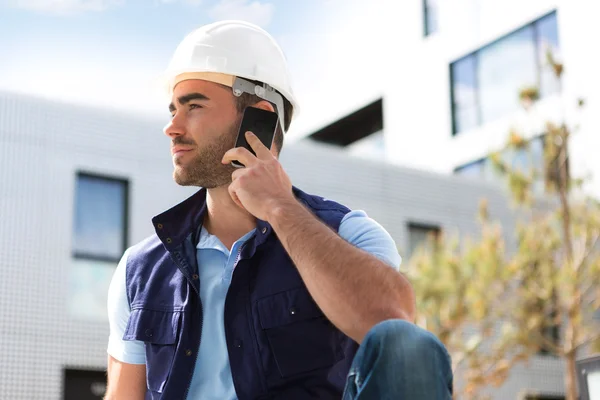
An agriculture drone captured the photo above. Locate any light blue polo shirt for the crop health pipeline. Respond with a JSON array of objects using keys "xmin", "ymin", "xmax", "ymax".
[{"xmin": 107, "ymin": 210, "xmax": 401, "ymax": 399}]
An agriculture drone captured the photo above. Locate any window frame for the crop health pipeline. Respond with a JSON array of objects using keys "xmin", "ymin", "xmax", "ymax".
[
  {"xmin": 449, "ymin": 53, "xmax": 481, "ymax": 135},
  {"xmin": 522, "ymin": 395, "xmax": 564, "ymax": 400},
  {"xmin": 577, "ymin": 354, "xmax": 600, "ymax": 400},
  {"xmin": 423, "ymin": 0, "xmax": 438, "ymax": 37},
  {"xmin": 453, "ymin": 133, "xmax": 563, "ymax": 190},
  {"xmin": 453, "ymin": 156, "xmax": 486, "ymax": 177},
  {"xmin": 407, "ymin": 222, "xmax": 442, "ymax": 258},
  {"xmin": 449, "ymin": 10, "xmax": 558, "ymax": 136},
  {"xmin": 72, "ymin": 171, "xmax": 130, "ymax": 263}
]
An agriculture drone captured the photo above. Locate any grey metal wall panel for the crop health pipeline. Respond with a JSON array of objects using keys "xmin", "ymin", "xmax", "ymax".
[{"xmin": 0, "ymin": 92, "xmax": 565, "ymax": 399}]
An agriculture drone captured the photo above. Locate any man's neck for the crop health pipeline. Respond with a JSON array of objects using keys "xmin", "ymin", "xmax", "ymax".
[{"xmin": 203, "ymin": 186, "xmax": 257, "ymax": 250}]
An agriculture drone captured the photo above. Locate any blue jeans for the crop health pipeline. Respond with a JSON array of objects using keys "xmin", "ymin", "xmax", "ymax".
[{"xmin": 342, "ymin": 320, "xmax": 453, "ymax": 400}]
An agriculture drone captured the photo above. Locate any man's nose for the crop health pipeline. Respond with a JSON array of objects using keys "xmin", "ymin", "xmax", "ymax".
[{"xmin": 163, "ymin": 119, "xmax": 183, "ymax": 138}]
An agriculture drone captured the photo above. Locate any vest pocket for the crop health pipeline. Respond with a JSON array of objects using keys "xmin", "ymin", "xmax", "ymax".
[
  {"xmin": 124, "ymin": 308, "xmax": 181, "ymax": 393},
  {"xmin": 257, "ymin": 288, "xmax": 343, "ymax": 378}
]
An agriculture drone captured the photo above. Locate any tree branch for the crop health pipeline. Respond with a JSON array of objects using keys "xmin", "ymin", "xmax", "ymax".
[
  {"xmin": 582, "ymin": 280, "xmax": 599, "ymax": 300},
  {"xmin": 575, "ymin": 232, "xmax": 600, "ymax": 273},
  {"xmin": 557, "ymin": 125, "xmax": 574, "ymax": 264},
  {"xmin": 475, "ymin": 351, "xmax": 530, "ymax": 391},
  {"xmin": 557, "ymin": 152, "xmax": 569, "ymax": 170},
  {"xmin": 575, "ymin": 331, "xmax": 600, "ymax": 350},
  {"xmin": 452, "ymin": 351, "xmax": 469, "ymax": 373},
  {"xmin": 531, "ymin": 329, "xmax": 563, "ymax": 355},
  {"xmin": 451, "ymin": 335, "xmax": 487, "ymax": 373},
  {"xmin": 544, "ymin": 305, "xmax": 561, "ymax": 324}
]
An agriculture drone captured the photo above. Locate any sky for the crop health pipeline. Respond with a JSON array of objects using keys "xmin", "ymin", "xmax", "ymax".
[{"xmin": 0, "ymin": 0, "xmax": 395, "ymax": 141}]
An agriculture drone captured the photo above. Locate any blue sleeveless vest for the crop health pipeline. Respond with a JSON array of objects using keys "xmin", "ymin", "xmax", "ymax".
[{"xmin": 124, "ymin": 186, "xmax": 359, "ymax": 399}]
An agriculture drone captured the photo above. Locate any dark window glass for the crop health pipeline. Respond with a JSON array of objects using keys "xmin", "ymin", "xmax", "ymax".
[
  {"xmin": 73, "ymin": 173, "xmax": 128, "ymax": 262},
  {"xmin": 454, "ymin": 135, "xmax": 556, "ymax": 194},
  {"xmin": 450, "ymin": 11, "xmax": 559, "ymax": 135},
  {"xmin": 408, "ymin": 223, "xmax": 441, "ymax": 258},
  {"xmin": 64, "ymin": 368, "xmax": 107, "ymax": 400},
  {"xmin": 537, "ymin": 12, "xmax": 561, "ymax": 97},
  {"xmin": 451, "ymin": 55, "xmax": 479, "ymax": 133},
  {"xmin": 455, "ymin": 159, "xmax": 486, "ymax": 179},
  {"xmin": 478, "ymin": 25, "xmax": 537, "ymax": 124},
  {"xmin": 424, "ymin": 0, "xmax": 438, "ymax": 36}
]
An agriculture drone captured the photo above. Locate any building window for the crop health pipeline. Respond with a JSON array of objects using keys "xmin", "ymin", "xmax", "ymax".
[
  {"xmin": 454, "ymin": 158, "xmax": 487, "ymax": 179},
  {"xmin": 64, "ymin": 368, "xmax": 107, "ymax": 400},
  {"xmin": 455, "ymin": 135, "xmax": 547, "ymax": 189},
  {"xmin": 451, "ymin": 54, "xmax": 479, "ymax": 133},
  {"xmin": 478, "ymin": 24, "xmax": 538, "ymax": 124},
  {"xmin": 308, "ymin": 98, "xmax": 383, "ymax": 147},
  {"xmin": 450, "ymin": 11, "xmax": 559, "ymax": 135},
  {"xmin": 454, "ymin": 134, "xmax": 567, "ymax": 194},
  {"xmin": 423, "ymin": 0, "xmax": 438, "ymax": 36},
  {"xmin": 73, "ymin": 172, "xmax": 129, "ymax": 262},
  {"xmin": 408, "ymin": 222, "xmax": 441, "ymax": 258},
  {"xmin": 539, "ymin": 316, "xmax": 561, "ymax": 356}
]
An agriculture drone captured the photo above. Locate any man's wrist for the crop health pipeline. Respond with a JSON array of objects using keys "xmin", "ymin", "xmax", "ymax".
[{"xmin": 267, "ymin": 197, "xmax": 305, "ymax": 228}]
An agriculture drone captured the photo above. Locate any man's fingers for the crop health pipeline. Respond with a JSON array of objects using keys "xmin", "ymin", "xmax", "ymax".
[
  {"xmin": 245, "ymin": 131, "xmax": 274, "ymax": 160},
  {"xmin": 227, "ymin": 180, "xmax": 245, "ymax": 210},
  {"xmin": 231, "ymin": 167, "xmax": 246, "ymax": 181},
  {"xmin": 222, "ymin": 145, "xmax": 257, "ymax": 167}
]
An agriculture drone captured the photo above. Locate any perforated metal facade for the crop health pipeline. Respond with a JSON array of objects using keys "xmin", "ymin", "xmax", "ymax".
[{"xmin": 0, "ymin": 91, "xmax": 564, "ymax": 399}]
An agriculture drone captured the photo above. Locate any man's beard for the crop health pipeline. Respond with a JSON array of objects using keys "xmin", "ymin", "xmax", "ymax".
[{"xmin": 173, "ymin": 120, "xmax": 239, "ymax": 189}]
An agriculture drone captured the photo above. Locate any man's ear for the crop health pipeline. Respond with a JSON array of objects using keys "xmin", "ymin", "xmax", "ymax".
[{"xmin": 251, "ymin": 100, "xmax": 275, "ymax": 113}]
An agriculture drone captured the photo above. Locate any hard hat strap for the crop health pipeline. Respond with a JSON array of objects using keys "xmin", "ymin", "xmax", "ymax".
[{"xmin": 232, "ymin": 77, "xmax": 286, "ymax": 134}]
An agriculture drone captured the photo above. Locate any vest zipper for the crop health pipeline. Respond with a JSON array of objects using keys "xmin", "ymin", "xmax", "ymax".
[
  {"xmin": 183, "ymin": 268, "xmax": 202, "ymax": 400},
  {"xmin": 230, "ymin": 234, "xmax": 254, "ymax": 278},
  {"xmin": 231, "ymin": 245, "xmax": 244, "ymax": 278},
  {"xmin": 227, "ymin": 238, "xmax": 270, "ymax": 396},
  {"xmin": 183, "ymin": 239, "xmax": 249, "ymax": 399}
]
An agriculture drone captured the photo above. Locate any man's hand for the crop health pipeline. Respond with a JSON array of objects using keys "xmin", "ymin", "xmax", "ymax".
[{"xmin": 221, "ymin": 131, "xmax": 297, "ymax": 222}]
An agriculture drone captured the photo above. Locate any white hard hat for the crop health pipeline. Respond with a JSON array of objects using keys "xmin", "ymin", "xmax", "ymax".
[{"xmin": 164, "ymin": 20, "xmax": 297, "ymax": 131}]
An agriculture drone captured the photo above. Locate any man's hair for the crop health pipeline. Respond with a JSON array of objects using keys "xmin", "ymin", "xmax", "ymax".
[{"xmin": 230, "ymin": 79, "xmax": 293, "ymax": 154}]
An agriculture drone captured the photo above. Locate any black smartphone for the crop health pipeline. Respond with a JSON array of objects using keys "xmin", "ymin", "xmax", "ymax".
[{"xmin": 231, "ymin": 106, "xmax": 279, "ymax": 168}]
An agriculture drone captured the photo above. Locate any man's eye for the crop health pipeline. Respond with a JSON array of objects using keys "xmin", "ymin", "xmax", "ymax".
[{"xmin": 169, "ymin": 104, "xmax": 201, "ymax": 118}]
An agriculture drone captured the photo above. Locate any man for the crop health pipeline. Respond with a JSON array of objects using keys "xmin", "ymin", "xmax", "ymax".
[{"xmin": 106, "ymin": 20, "xmax": 453, "ymax": 400}]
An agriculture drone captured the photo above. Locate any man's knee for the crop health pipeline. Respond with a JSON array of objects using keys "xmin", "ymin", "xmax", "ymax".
[
  {"xmin": 363, "ymin": 319, "xmax": 451, "ymax": 365},
  {"xmin": 355, "ymin": 319, "xmax": 454, "ymax": 396}
]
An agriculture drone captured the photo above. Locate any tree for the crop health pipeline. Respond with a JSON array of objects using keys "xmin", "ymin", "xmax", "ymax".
[
  {"xmin": 406, "ymin": 207, "xmax": 529, "ymax": 400},
  {"xmin": 404, "ymin": 55, "xmax": 600, "ymax": 400}
]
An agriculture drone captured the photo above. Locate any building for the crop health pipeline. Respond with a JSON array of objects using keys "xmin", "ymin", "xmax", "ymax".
[
  {"xmin": 308, "ymin": 0, "xmax": 599, "ymax": 198},
  {"xmin": 0, "ymin": 90, "xmax": 567, "ymax": 399},
  {"xmin": 0, "ymin": 90, "xmax": 195, "ymax": 400}
]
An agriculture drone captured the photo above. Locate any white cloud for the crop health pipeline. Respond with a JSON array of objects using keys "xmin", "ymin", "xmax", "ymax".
[
  {"xmin": 155, "ymin": 0, "xmax": 203, "ymax": 5},
  {"xmin": 208, "ymin": 0, "xmax": 274, "ymax": 28},
  {"xmin": 6, "ymin": 0, "xmax": 123, "ymax": 15}
]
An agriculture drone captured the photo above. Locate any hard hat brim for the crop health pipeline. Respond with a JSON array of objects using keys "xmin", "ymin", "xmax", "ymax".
[
  {"xmin": 164, "ymin": 71, "xmax": 300, "ymax": 123},
  {"xmin": 171, "ymin": 72, "xmax": 235, "ymax": 91}
]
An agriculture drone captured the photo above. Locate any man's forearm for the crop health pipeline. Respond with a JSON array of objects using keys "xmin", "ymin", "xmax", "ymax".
[{"xmin": 268, "ymin": 199, "xmax": 416, "ymax": 343}]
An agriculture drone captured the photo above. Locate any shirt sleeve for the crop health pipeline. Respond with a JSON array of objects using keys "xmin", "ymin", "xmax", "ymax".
[
  {"xmin": 338, "ymin": 210, "xmax": 402, "ymax": 271},
  {"xmin": 107, "ymin": 248, "xmax": 146, "ymax": 364}
]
